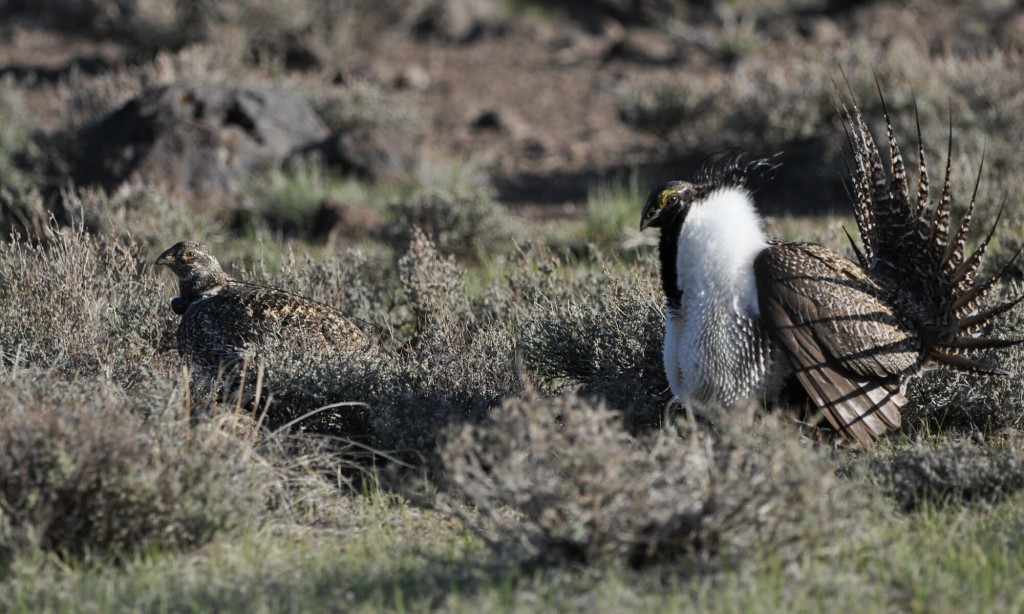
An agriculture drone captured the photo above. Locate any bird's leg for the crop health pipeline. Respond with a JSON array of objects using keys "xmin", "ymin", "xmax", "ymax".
[{"xmin": 678, "ymin": 396, "xmax": 718, "ymax": 431}]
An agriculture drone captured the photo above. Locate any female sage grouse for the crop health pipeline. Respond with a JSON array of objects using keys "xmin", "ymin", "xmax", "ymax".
[
  {"xmin": 640, "ymin": 93, "xmax": 1023, "ymax": 445},
  {"xmin": 156, "ymin": 241, "xmax": 368, "ymax": 383}
]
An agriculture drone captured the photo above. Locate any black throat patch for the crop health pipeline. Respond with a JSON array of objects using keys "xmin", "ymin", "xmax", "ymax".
[{"xmin": 658, "ymin": 206, "xmax": 687, "ymax": 309}]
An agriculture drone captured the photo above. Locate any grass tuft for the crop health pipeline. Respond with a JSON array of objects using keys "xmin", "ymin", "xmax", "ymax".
[
  {"xmin": 0, "ymin": 371, "xmax": 264, "ymax": 566},
  {"xmin": 873, "ymin": 441, "xmax": 1024, "ymax": 512},
  {"xmin": 443, "ymin": 392, "xmax": 870, "ymax": 570}
]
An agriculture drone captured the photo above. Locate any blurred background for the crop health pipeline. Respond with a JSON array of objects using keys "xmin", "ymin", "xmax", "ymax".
[{"xmin": 1, "ymin": 0, "xmax": 1022, "ymax": 261}]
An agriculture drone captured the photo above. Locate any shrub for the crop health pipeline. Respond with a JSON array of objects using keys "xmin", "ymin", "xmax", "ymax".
[
  {"xmin": 1, "ymin": 0, "xmax": 351, "ymax": 58},
  {"xmin": 0, "ymin": 225, "xmax": 176, "ymax": 388},
  {"xmin": 443, "ymin": 392, "xmax": 870, "ymax": 569},
  {"xmin": 619, "ymin": 42, "xmax": 1024, "ymax": 204},
  {"xmin": 872, "ymin": 441, "xmax": 1024, "ymax": 512},
  {"xmin": 513, "ymin": 249, "xmax": 668, "ymax": 428},
  {"xmin": 67, "ymin": 183, "xmax": 208, "ymax": 248},
  {"xmin": 0, "ymin": 372, "xmax": 264, "ymax": 565},
  {"xmin": 617, "ymin": 83, "xmax": 711, "ymax": 142},
  {"xmin": 0, "ymin": 187, "xmax": 50, "ymax": 245},
  {"xmin": 901, "ymin": 282, "xmax": 1024, "ymax": 436},
  {"xmin": 0, "ymin": 85, "xmax": 52, "ymax": 239},
  {"xmin": 361, "ymin": 230, "xmax": 522, "ymax": 458},
  {"xmin": 312, "ymin": 80, "xmax": 412, "ymax": 133},
  {"xmin": 397, "ymin": 227, "xmax": 472, "ymax": 340},
  {"xmin": 384, "ymin": 181, "xmax": 520, "ymax": 261}
]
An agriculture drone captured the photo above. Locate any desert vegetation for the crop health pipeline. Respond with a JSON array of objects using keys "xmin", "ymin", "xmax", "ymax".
[{"xmin": 2, "ymin": 0, "xmax": 1024, "ymax": 610}]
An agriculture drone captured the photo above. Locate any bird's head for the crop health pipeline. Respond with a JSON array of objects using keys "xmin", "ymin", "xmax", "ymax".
[
  {"xmin": 155, "ymin": 241, "xmax": 229, "ymax": 302},
  {"xmin": 640, "ymin": 181, "xmax": 700, "ymax": 231},
  {"xmin": 641, "ymin": 154, "xmax": 778, "ymax": 232}
]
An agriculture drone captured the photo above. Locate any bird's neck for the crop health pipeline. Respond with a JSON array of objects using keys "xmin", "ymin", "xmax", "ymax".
[
  {"xmin": 178, "ymin": 268, "xmax": 230, "ymax": 301},
  {"xmin": 672, "ymin": 187, "xmax": 769, "ymax": 315},
  {"xmin": 658, "ymin": 208, "xmax": 686, "ymax": 309}
]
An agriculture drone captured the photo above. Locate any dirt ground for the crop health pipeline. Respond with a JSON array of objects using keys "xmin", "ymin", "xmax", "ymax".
[{"xmin": 2, "ymin": 1, "xmax": 1022, "ymax": 219}]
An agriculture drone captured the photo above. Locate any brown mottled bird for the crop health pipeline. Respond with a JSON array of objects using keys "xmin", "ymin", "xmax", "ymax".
[
  {"xmin": 640, "ymin": 91, "xmax": 1023, "ymax": 445},
  {"xmin": 155, "ymin": 241, "xmax": 368, "ymax": 383}
]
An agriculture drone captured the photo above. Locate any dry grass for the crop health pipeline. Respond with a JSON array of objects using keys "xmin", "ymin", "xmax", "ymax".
[
  {"xmin": 443, "ymin": 392, "xmax": 873, "ymax": 570},
  {"xmin": 870, "ymin": 439, "xmax": 1024, "ymax": 512},
  {"xmin": 0, "ymin": 224, "xmax": 175, "ymax": 387},
  {"xmin": 513, "ymin": 249, "xmax": 668, "ymax": 428},
  {"xmin": 385, "ymin": 179, "xmax": 523, "ymax": 261},
  {"xmin": 0, "ymin": 371, "xmax": 264, "ymax": 567}
]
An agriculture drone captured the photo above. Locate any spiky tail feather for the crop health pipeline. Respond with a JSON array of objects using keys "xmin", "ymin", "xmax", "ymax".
[{"xmin": 840, "ymin": 83, "xmax": 1024, "ymax": 375}]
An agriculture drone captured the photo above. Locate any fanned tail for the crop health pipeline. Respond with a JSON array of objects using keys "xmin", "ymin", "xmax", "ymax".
[
  {"xmin": 840, "ymin": 83, "xmax": 1024, "ymax": 378},
  {"xmin": 839, "ymin": 92, "xmax": 878, "ymax": 263},
  {"xmin": 952, "ymin": 241, "xmax": 1024, "ymax": 318},
  {"xmin": 877, "ymin": 85, "xmax": 917, "ymax": 253},
  {"xmin": 913, "ymin": 98, "xmax": 930, "ymax": 238},
  {"xmin": 927, "ymin": 350, "xmax": 1012, "ymax": 376},
  {"xmin": 942, "ymin": 149, "xmax": 985, "ymax": 275},
  {"xmin": 926, "ymin": 114, "xmax": 955, "ymax": 263}
]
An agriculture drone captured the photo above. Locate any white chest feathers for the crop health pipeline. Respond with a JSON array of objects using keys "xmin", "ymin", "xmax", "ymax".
[
  {"xmin": 675, "ymin": 187, "xmax": 768, "ymax": 315},
  {"xmin": 663, "ymin": 187, "xmax": 778, "ymax": 407}
]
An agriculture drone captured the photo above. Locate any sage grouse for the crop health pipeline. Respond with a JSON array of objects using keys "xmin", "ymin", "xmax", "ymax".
[
  {"xmin": 640, "ymin": 96, "xmax": 1023, "ymax": 445},
  {"xmin": 156, "ymin": 241, "xmax": 368, "ymax": 383}
]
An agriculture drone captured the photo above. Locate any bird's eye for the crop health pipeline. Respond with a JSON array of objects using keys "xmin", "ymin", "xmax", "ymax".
[
  {"xmin": 666, "ymin": 194, "xmax": 679, "ymax": 206},
  {"xmin": 183, "ymin": 250, "xmax": 195, "ymax": 260}
]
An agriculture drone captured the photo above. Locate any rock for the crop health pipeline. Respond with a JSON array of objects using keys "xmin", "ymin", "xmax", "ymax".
[
  {"xmin": 75, "ymin": 84, "xmax": 329, "ymax": 204},
  {"xmin": 472, "ymin": 110, "xmax": 502, "ymax": 131},
  {"xmin": 521, "ymin": 138, "xmax": 547, "ymax": 160},
  {"xmin": 471, "ymin": 108, "xmax": 530, "ymax": 140},
  {"xmin": 311, "ymin": 124, "xmax": 423, "ymax": 182},
  {"xmin": 541, "ymin": 0, "xmax": 693, "ymax": 27},
  {"xmin": 394, "ymin": 64, "xmax": 432, "ymax": 91},
  {"xmin": 803, "ymin": 17, "xmax": 843, "ymax": 46},
  {"xmin": 314, "ymin": 199, "xmax": 385, "ymax": 241},
  {"xmin": 411, "ymin": 0, "xmax": 505, "ymax": 44},
  {"xmin": 606, "ymin": 28, "xmax": 678, "ymax": 64},
  {"xmin": 282, "ymin": 37, "xmax": 324, "ymax": 72}
]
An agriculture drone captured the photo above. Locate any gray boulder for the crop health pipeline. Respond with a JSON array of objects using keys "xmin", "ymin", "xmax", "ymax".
[
  {"xmin": 308, "ymin": 124, "xmax": 423, "ymax": 182},
  {"xmin": 76, "ymin": 84, "xmax": 329, "ymax": 203}
]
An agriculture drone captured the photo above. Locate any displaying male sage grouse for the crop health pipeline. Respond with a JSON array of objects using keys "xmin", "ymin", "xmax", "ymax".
[
  {"xmin": 640, "ymin": 95, "xmax": 1023, "ymax": 445},
  {"xmin": 156, "ymin": 241, "xmax": 368, "ymax": 385}
]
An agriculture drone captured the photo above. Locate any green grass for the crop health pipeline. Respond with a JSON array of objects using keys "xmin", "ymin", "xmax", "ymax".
[
  {"xmin": 5, "ymin": 489, "xmax": 1024, "ymax": 612},
  {"xmin": 584, "ymin": 170, "xmax": 650, "ymax": 251},
  {"xmin": 0, "ymin": 85, "xmax": 27, "ymax": 177},
  {"xmin": 0, "ymin": 495, "xmax": 490, "ymax": 612},
  {"xmin": 247, "ymin": 159, "xmax": 395, "ymax": 236},
  {"xmin": 679, "ymin": 498, "xmax": 1024, "ymax": 612}
]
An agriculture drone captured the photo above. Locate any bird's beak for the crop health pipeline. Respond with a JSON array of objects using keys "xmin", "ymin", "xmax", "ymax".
[
  {"xmin": 639, "ymin": 194, "xmax": 659, "ymax": 231},
  {"xmin": 155, "ymin": 249, "xmax": 174, "ymax": 266}
]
